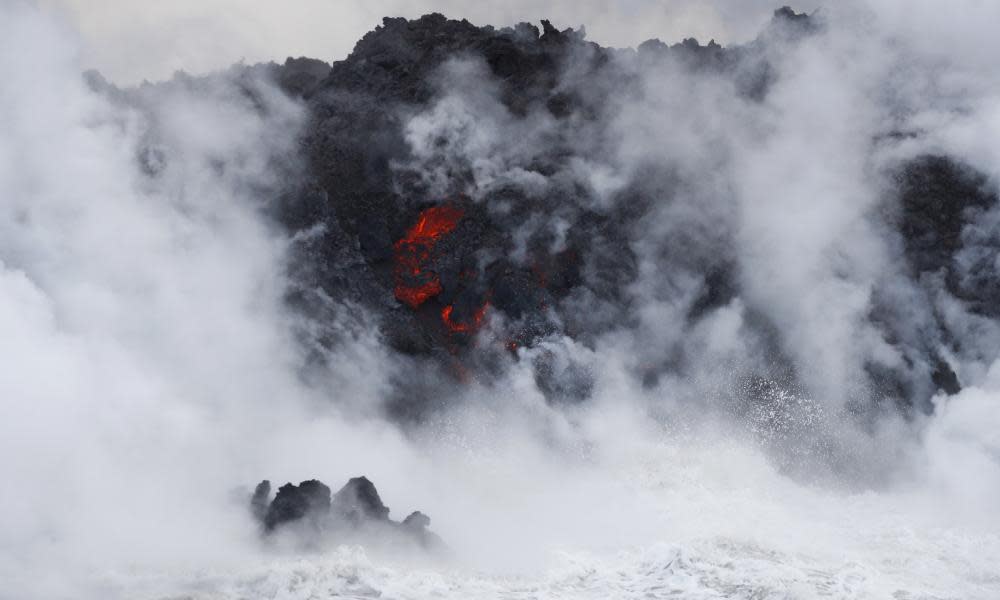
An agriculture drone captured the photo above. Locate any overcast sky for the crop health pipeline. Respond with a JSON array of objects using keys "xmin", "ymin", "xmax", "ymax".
[{"xmin": 36, "ymin": 0, "xmax": 819, "ymax": 85}]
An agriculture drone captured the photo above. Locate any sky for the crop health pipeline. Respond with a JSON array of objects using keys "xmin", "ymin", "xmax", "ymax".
[{"xmin": 36, "ymin": 0, "xmax": 819, "ymax": 85}]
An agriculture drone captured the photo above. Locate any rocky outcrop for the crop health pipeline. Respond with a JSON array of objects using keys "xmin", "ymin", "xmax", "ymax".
[
  {"xmin": 263, "ymin": 479, "xmax": 332, "ymax": 531},
  {"xmin": 251, "ymin": 476, "xmax": 443, "ymax": 550}
]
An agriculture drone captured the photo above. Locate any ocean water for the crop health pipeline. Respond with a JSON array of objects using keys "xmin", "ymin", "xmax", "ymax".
[{"xmin": 93, "ymin": 430, "xmax": 1000, "ymax": 600}]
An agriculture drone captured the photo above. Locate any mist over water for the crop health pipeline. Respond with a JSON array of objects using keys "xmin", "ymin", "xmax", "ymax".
[{"xmin": 2, "ymin": 1, "xmax": 1000, "ymax": 598}]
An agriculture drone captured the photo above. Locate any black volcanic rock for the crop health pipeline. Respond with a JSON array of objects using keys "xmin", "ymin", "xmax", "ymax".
[
  {"xmin": 263, "ymin": 479, "xmax": 332, "ymax": 531},
  {"xmin": 401, "ymin": 511, "xmax": 444, "ymax": 549},
  {"xmin": 896, "ymin": 155, "xmax": 992, "ymax": 277},
  {"xmin": 275, "ymin": 57, "xmax": 331, "ymax": 97},
  {"xmin": 250, "ymin": 8, "xmax": 997, "ymax": 418},
  {"xmin": 332, "ymin": 476, "xmax": 391, "ymax": 522},
  {"xmin": 895, "ymin": 154, "xmax": 1000, "ymax": 317},
  {"xmin": 251, "ymin": 476, "xmax": 441, "ymax": 550},
  {"xmin": 857, "ymin": 154, "xmax": 1000, "ymax": 412},
  {"xmin": 773, "ymin": 6, "xmax": 815, "ymax": 29}
]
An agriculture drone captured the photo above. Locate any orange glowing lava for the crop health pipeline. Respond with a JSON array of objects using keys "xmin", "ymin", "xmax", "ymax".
[
  {"xmin": 441, "ymin": 302, "xmax": 489, "ymax": 334},
  {"xmin": 395, "ymin": 279, "xmax": 442, "ymax": 308},
  {"xmin": 393, "ymin": 205, "xmax": 464, "ymax": 308},
  {"xmin": 401, "ymin": 205, "xmax": 464, "ymax": 245}
]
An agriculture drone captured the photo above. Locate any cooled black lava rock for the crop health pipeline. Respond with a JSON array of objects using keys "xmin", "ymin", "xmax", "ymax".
[
  {"xmin": 274, "ymin": 57, "xmax": 331, "ymax": 98},
  {"xmin": 253, "ymin": 7, "xmax": 998, "ymax": 417},
  {"xmin": 857, "ymin": 154, "xmax": 1000, "ymax": 413},
  {"xmin": 250, "ymin": 476, "xmax": 442, "ymax": 550},
  {"xmin": 773, "ymin": 6, "xmax": 817, "ymax": 31},
  {"xmin": 895, "ymin": 154, "xmax": 1000, "ymax": 316},
  {"xmin": 263, "ymin": 479, "xmax": 332, "ymax": 531},
  {"xmin": 332, "ymin": 476, "xmax": 391, "ymax": 522},
  {"xmin": 401, "ymin": 510, "xmax": 444, "ymax": 549}
]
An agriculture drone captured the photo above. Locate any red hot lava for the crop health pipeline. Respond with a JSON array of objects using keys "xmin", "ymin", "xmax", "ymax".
[
  {"xmin": 393, "ymin": 205, "xmax": 464, "ymax": 309},
  {"xmin": 441, "ymin": 302, "xmax": 489, "ymax": 334}
]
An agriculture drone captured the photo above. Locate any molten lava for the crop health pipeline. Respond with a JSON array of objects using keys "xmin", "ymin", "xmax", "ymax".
[
  {"xmin": 395, "ymin": 279, "xmax": 442, "ymax": 309},
  {"xmin": 401, "ymin": 205, "xmax": 465, "ymax": 244},
  {"xmin": 394, "ymin": 205, "xmax": 491, "ymax": 335},
  {"xmin": 393, "ymin": 205, "xmax": 464, "ymax": 308},
  {"xmin": 441, "ymin": 302, "xmax": 489, "ymax": 334}
]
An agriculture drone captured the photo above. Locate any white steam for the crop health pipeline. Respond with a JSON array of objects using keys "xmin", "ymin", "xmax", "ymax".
[{"xmin": 0, "ymin": 3, "xmax": 390, "ymax": 596}]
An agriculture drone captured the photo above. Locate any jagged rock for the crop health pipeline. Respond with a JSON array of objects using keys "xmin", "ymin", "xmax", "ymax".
[
  {"xmin": 274, "ymin": 56, "xmax": 331, "ymax": 98},
  {"xmin": 263, "ymin": 479, "xmax": 331, "ymax": 531},
  {"xmin": 895, "ymin": 155, "xmax": 1000, "ymax": 315},
  {"xmin": 333, "ymin": 476, "xmax": 391, "ymax": 522},
  {"xmin": 402, "ymin": 510, "xmax": 430, "ymax": 529},
  {"xmin": 250, "ymin": 476, "xmax": 441, "ymax": 550},
  {"xmin": 773, "ymin": 6, "xmax": 815, "ymax": 29},
  {"xmin": 401, "ymin": 511, "xmax": 444, "ymax": 549}
]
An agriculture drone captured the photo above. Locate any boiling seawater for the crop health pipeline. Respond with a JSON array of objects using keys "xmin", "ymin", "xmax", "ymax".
[{"xmin": 99, "ymin": 430, "xmax": 1000, "ymax": 600}]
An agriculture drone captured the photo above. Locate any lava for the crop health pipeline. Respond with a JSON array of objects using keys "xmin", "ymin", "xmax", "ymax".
[
  {"xmin": 393, "ymin": 205, "xmax": 464, "ymax": 308},
  {"xmin": 395, "ymin": 279, "xmax": 442, "ymax": 308},
  {"xmin": 441, "ymin": 302, "xmax": 489, "ymax": 334},
  {"xmin": 401, "ymin": 205, "xmax": 464, "ymax": 245}
]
